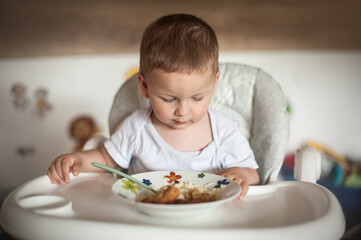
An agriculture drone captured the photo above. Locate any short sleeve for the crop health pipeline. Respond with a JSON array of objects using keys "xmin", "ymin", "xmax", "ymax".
[
  {"xmin": 103, "ymin": 110, "xmax": 142, "ymax": 169},
  {"xmin": 221, "ymin": 131, "xmax": 259, "ymax": 169}
]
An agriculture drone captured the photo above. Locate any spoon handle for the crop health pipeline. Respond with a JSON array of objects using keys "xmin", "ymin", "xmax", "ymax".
[{"xmin": 91, "ymin": 162, "xmax": 157, "ymax": 193}]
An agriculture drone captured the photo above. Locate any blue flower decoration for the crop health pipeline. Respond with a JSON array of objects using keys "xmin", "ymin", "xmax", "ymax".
[
  {"xmin": 214, "ymin": 179, "xmax": 230, "ymax": 188},
  {"xmin": 142, "ymin": 179, "xmax": 152, "ymax": 186}
]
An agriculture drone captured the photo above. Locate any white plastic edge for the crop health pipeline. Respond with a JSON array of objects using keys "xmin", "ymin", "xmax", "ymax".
[{"xmin": 294, "ymin": 145, "xmax": 322, "ymax": 183}]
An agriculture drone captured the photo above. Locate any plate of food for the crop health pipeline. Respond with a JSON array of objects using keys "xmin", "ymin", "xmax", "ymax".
[{"xmin": 111, "ymin": 170, "xmax": 241, "ymax": 218}]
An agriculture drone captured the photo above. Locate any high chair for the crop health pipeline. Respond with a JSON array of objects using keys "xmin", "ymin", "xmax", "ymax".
[{"xmin": 0, "ymin": 63, "xmax": 345, "ymax": 240}]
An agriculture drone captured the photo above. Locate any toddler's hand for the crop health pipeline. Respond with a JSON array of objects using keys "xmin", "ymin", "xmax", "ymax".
[
  {"xmin": 47, "ymin": 153, "xmax": 82, "ymax": 186},
  {"xmin": 217, "ymin": 167, "xmax": 250, "ymax": 200}
]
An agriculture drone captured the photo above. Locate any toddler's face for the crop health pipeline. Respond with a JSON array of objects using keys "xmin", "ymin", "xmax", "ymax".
[{"xmin": 139, "ymin": 68, "xmax": 219, "ymax": 130}]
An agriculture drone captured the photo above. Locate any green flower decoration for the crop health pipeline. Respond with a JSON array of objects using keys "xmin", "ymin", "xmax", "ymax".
[
  {"xmin": 122, "ymin": 179, "xmax": 141, "ymax": 194},
  {"xmin": 198, "ymin": 173, "xmax": 205, "ymax": 178}
]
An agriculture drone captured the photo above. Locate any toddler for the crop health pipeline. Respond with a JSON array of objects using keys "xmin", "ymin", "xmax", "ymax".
[{"xmin": 47, "ymin": 14, "xmax": 259, "ymax": 200}]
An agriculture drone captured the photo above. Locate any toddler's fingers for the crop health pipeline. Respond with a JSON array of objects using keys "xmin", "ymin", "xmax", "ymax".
[
  {"xmin": 54, "ymin": 160, "xmax": 67, "ymax": 185},
  {"xmin": 237, "ymin": 180, "xmax": 249, "ymax": 200},
  {"xmin": 71, "ymin": 156, "xmax": 81, "ymax": 176},
  {"xmin": 48, "ymin": 164, "xmax": 64, "ymax": 185},
  {"xmin": 47, "ymin": 167, "xmax": 57, "ymax": 184},
  {"xmin": 61, "ymin": 159, "xmax": 73, "ymax": 184},
  {"xmin": 72, "ymin": 164, "xmax": 80, "ymax": 176}
]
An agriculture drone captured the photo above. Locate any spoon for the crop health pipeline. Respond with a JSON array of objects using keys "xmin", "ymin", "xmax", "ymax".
[{"xmin": 91, "ymin": 162, "xmax": 157, "ymax": 193}]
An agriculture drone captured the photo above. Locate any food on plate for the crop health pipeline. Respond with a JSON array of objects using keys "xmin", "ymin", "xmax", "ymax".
[
  {"xmin": 141, "ymin": 185, "xmax": 180, "ymax": 204},
  {"xmin": 140, "ymin": 182, "xmax": 220, "ymax": 204}
]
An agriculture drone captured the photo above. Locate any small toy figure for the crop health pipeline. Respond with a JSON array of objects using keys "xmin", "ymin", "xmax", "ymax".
[
  {"xmin": 70, "ymin": 116, "xmax": 101, "ymax": 152},
  {"xmin": 16, "ymin": 145, "xmax": 35, "ymax": 157},
  {"xmin": 11, "ymin": 83, "xmax": 29, "ymax": 110},
  {"xmin": 33, "ymin": 88, "xmax": 52, "ymax": 118}
]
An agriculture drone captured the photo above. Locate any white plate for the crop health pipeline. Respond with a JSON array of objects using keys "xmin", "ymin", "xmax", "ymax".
[{"xmin": 111, "ymin": 170, "xmax": 241, "ymax": 218}]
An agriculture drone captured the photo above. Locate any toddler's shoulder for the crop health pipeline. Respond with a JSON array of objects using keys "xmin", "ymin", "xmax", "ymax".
[
  {"xmin": 210, "ymin": 110, "xmax": 239, "ymax": 130},
  {"xmin": 114, "ymin": 107, "xmax": 151, "ymax": 134}
]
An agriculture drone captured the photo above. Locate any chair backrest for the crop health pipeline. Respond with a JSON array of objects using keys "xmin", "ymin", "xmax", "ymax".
[{"xmin": 108, "ymin": 63, "xmax": 290, "ymax": 184}]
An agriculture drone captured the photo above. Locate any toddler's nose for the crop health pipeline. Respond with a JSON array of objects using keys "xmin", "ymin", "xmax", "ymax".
[{"xmin": 175, "ymin": 101, "xmax": 189, "ymax": 116}]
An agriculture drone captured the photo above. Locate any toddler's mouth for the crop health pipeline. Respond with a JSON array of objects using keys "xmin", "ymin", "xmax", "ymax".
[{"xmin": 174, "ymin": 120, "xmax": 188, "ymax": 125}]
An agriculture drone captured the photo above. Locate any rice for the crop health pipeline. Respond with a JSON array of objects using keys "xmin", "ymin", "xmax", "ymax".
[{"xmin": 172, "ymin": 182, "xmax": 221, "ymax": 200}]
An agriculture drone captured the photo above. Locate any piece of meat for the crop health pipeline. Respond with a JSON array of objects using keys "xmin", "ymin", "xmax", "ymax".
[
  {"xmin": 141, "ymin": 185, "xmax": 180, "ymax": 204},
  {"xmin": 141, "ymin": 185, "xmax": 217, "ymax": 204}
]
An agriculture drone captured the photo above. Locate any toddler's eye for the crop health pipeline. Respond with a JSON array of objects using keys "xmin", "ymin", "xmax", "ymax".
[
  {"xmin": 192, "ymin": 97, "xmax": 204, "ymax": 102},
  {"xmin": 162, "ymin": 98, "xmax": 176, "ymax": 103}
]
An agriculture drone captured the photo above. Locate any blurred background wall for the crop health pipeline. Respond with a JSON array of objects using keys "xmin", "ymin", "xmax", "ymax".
[{"xmin": 1, "ymin": 0, "xmax": 361, "ymax": 214}]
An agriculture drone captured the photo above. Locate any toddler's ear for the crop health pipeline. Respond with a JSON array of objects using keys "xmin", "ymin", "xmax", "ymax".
[
  {"xmin": 138, "ymin": 73, "xmax": 149, "ymax": 99},
  {"xmin": 215, "ymin": 71, "xmax": 220, "ymax": 84},
  {"xmin": 212, "ymin": 71, "xmax": 220, "ymax": 93}
]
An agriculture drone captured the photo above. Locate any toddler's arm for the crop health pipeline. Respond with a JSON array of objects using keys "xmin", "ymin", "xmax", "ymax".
[
  {"xmin": 218, "ymin": 167, "xmax": 259, "ymax": 200},
  {"xmin": 47, "ymin": 146, "xmax": 118, "ymax": 185}
]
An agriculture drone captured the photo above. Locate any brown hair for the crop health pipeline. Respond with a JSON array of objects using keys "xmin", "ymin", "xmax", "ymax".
[{"xmin": 139, "ymin": 14, "xmax": 219, "ymax": 76}]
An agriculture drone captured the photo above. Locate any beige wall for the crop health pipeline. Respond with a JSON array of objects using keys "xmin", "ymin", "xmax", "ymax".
[{"xmin": 1, "ymin": 0, "xmax": 361, "ymax": 58}]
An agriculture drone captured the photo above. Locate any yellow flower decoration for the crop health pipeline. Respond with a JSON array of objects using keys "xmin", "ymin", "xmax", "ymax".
[{"xmin": 122, "ymin": 179, "xmax": 141, "ymax": 195}]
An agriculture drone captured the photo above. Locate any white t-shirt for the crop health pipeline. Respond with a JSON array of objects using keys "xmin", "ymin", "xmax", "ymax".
[{"xmin": 104, "ymin": 107, "xmax": 258, "ymax": 175}]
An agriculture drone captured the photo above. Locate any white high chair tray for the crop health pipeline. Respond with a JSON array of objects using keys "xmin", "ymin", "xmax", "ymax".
[{"xmin": 1, "ymin": 173, "xmax": 345, "ymax": 240}]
